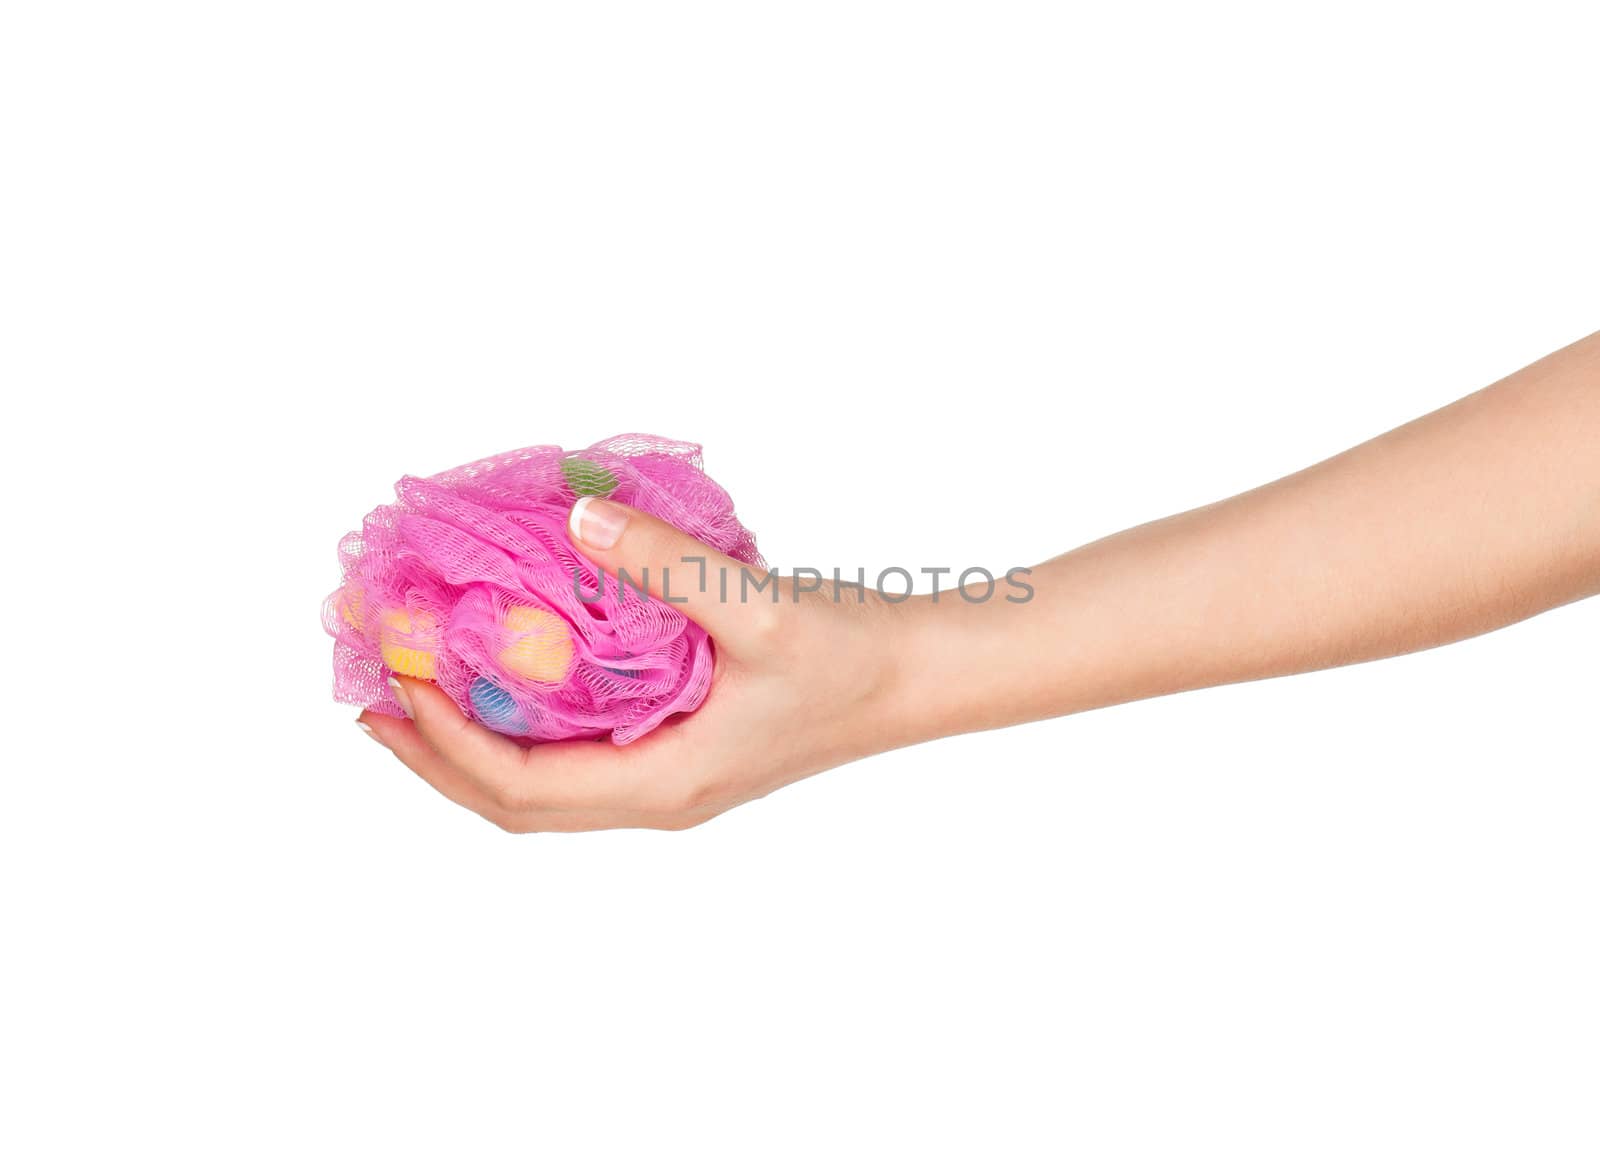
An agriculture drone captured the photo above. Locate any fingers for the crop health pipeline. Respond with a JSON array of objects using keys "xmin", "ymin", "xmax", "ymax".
[
  {"xmin": 357, "ymin": 709, "xmax": 512, "ymax": 824},
  {"xmin": 388, "ymin": 675, "xmax": 530, "ymax": 785},
  {"xmin": 566, "ymin": 498, "xmax": 779, "ymax": 654},
  {"xmin": 361, "ymin": 704, "xmax": 717, "ymax": 832},
  {"xmin": 382, "ymin": 675, "xmax": 715, "ymax": 819}
]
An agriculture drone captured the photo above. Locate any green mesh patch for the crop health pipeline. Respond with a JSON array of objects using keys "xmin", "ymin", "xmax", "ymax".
[{"xmin": 560, "ymin": 457, "xmax": 619, "ymax": 498}]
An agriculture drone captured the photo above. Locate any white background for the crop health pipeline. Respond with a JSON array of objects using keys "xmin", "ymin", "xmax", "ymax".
[{"xmin": 3, "ymin": 2, "xmax": 1597, "ymax": 1156}]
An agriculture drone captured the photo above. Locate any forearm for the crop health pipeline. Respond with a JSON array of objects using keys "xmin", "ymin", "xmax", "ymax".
[{"xmin": 894, "ymin": 331, "xmax": 1600, "ymax": 741}]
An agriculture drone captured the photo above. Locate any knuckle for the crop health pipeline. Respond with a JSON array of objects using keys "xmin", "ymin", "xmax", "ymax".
[
  {"xmin": 443, "ymin": 715, "xmax": 480, "ymax": 751},
  {"xmin": 741, "ymin": 601, "xmax": 789, "ymax": 650},
  {"xmin": 642, "ymin": 777, "xmax": 715, "ymax": 816},
  {"xmin": 487, "ymin": 778, "xmax": 538, "ymax": 815},
  {"xmin": 487, "ymin": 810, "xmax": 534, "ymax": 834}
]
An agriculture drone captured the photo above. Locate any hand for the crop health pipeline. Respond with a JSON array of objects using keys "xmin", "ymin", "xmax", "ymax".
[
  {"xmin": 361, "ymin": 333, "xmax": 1600, "ymax": 831},
  {"xmin": 359, "ymin": 499, "xmax": 912, "ymax": 831}
]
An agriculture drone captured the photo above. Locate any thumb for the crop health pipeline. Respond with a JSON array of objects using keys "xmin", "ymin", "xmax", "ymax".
[{"xmin": 566, "ymin": 497, "xmax": 776, "ymax": 651}]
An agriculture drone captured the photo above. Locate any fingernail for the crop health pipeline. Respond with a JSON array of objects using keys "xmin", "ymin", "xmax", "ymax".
[
  {"xmin": 569, "ymin": 497, "xmax": 630, "ymax": 549},
  {"xmin": 357, "ymin": 720, "xmax": 387, "ymax": 747},
  {"xmin": 387, "ymin": 675, "xmax": 414, "ymax": 718}
]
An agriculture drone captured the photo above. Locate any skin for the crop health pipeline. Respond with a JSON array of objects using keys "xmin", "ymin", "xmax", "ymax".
[{"xmin": 361, "ymin": 330, "xmax": 1600, "ymax": 832}]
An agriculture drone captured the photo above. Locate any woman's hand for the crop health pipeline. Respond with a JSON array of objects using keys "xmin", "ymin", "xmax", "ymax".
[
  {"xmin": 359, "ymin": 499, "xmax": 913, "ymax": 831},
  {"xmin": 362, "ymin": 331, "xmax": 1600, "ymax": 831}
]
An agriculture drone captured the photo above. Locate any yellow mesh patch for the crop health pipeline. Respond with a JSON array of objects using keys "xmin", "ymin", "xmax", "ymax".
[
  {"xmin": 497, "ymin": 605, "xmax": 574, "ymax": 683},
  {"xmin": 380, "ymin": 609, "xmax": 439, "ymax": 680},
  {"xmin": 336, "ymin": 586, "xmax": 365, "ymax": 632}
]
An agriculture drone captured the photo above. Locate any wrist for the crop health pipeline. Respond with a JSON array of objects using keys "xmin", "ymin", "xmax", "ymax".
[{"xmin": 875, "ymin": 591, "xmax": 1001, "ymax": 749}]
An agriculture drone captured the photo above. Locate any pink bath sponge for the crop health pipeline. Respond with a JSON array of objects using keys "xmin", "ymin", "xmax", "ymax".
[{"xmin": 323, "ymin": 435, "xmax": 762, "ymax": 744}]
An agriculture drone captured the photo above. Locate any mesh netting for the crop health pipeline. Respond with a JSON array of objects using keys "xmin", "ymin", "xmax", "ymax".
[{"xmin": 323, "ymin": 434, "xmax": 762, "ymax": 744}]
